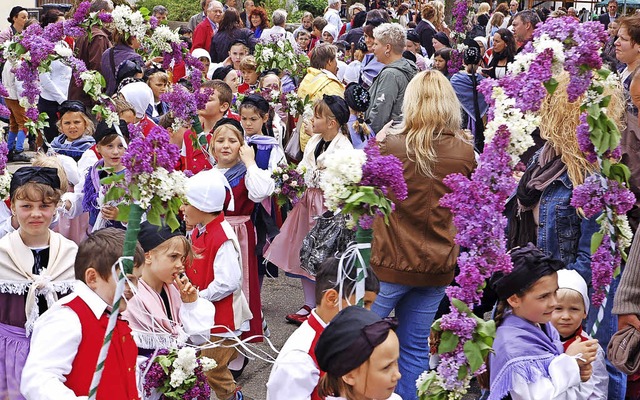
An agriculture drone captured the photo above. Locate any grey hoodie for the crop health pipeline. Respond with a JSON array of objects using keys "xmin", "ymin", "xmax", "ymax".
[{"xmin": 365, "ymin": 58, "xmax": 418, "ymax": 133}]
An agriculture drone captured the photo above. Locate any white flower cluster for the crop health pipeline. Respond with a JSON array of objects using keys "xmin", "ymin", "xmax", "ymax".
[
  {"xmin": 200, "ymin": 356, "xmax": 217, "ymax": 371},
  {"xmin": 484, "ymin": 86, "xmax": 539, "ymax": 164},
  {"xmin": 318, "ymin": 149, "xmax": 366, "ymax": 211},
  {"xmin": 169, "ymin": 347, "xmax": 198, "ymax": 388},
  {"xmin": 615, "ymin": 214, "xmax": 633, "ymax": 251},
  {"xmin": 260, "ymin": 48, "xmax": 274, "ymax": 62},
  {"xmin": 53, "ymin": 42, "xmax": 73, "ymax": 58},
  {"xmin": 0, "ymin": 173, "xmax": 12, "ymax": 201},
  {"xmin": 136, "ymin": 168, "xmax": 188, "ymax": 210},
  {"xmin": 148, "ymin": 26, "xmax": 181, "ymax": 54},
  {"xmin": 111, "ymin": 5, "xmax": 148, "ymax": 41},
  {"xmin": 508, "ymin": 35, "xmax": 564, "ymax": 76}
]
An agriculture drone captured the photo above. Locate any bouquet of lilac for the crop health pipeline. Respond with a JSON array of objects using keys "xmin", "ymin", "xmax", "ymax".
[
  {"xmin": 0, "ymin": 142, "xmax": 10, "ymax": 200},
  {"xmin": 320, "ymin": 139, "xmax": 408, "ymax": 229},
  {"xmin": 141, "ymin": 347, "xmax": 216, "ymax": 400},
  {"xmin": 272, "ymin": 163, "xmax": 307, "ymax": 207}
]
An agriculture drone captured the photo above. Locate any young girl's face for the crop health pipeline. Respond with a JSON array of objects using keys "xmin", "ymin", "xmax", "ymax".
[
  {"xmin": 405, "ymin": 40, "xmax": 419, "ymax": 54},
  {"xmin": 97, "ymin": 137, "xmax": 126, "ymax": 169},
  {"xmin": 147, "ymin": 238, "xmax": 186, "ymax": 285},
  {"xmin": 198, "ymin": 56, "xmax": 211, "ymax": 75},
  {"xmin": 59, "ymin": 111, "xmax": 87, "ymax": 141},
  {"xmin": 297, "ymin": 35, "xmax": 310, "ymax": 50},
  {"xmin": 322, "ymin": 31, "xmax": 335, "ymax": 44},
  {"xmin": 229, "ymin": 45, "xmax": 247, "ymax": 70},
  {"xmin": 119, "ymin": 109, "xmax": 136, "ymax": 125},
  {"xmin": 240, "ymin": 107, "xmax": 268, "ymax": 136},
  {"xmin": 260, "ymin": 75, "xmax": 281, "ymax": 91},
  {"xmin": 241, "ymin": 69, "xmax": 259, "ymax": 85},
  {"xmin": 509, "ymin": 273, "xmax": 559, "ymax": 325},
  {"xmin": 148, "ymin": 75, "xmax": 169, "ymax": 102},
  {"xmin": 224, "ymin": 70, "xmax": 239, "ymax": 94},
  {"xmin": 212, "ymin": 127, "xmax": 242, "ymax": 168},
  {"xmin": 551, "ymin": 289, "xmax": 587, "ymax": 338},
  {"xmin": 13, "ymin": 198, "xmax": 56, "ymax": 238},
  {"xmin": 434, "ymin": 55, "xmax": 447, "ymax": 72},
  {"xmin": 302, "ymin": 16, "xmax": 312, "ymax": 29},
  {"xmin": 345, "ymin": 330, "xmax": 401, "ymax": 399}
]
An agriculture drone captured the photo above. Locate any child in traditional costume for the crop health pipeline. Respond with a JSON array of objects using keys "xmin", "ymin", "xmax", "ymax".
[
  {"xmin": 266, "ymin": 256, "xmax": 380, "ymax": 399},
  {"xmin": 343, "ymin": 83, "xmax": 375, "ymax": 149},
  {"xmin": 62, "ymin": 120, "xmax": 130, "ymax": 233},
  {"xmin": 315, "ymin": 306, "xmax": 402, "ymax": 400},
  {"xmin": 21, "ymin": 228, "xmax": 143, "ymax": 400},
  {"xmin": 488, "ymin": 244, "xmax": 600, "ymax": 400},
  {"xmin": 0, "ymin": 167, "xmax": 77, "ymax": 399},
  {"xmin": 265, "ymin": 95, "xmax": 353, "ymax": 326},
  {"xmin": 551, "ymin": 269, "xmax": 609, "ymax": 399},
  {"xmin": 183, "ymin": 168, "xmax": 252, "ymax": 400},
  {"xmin": 49, "ymin": 100, "xmax": 96, "ymax": 162}
]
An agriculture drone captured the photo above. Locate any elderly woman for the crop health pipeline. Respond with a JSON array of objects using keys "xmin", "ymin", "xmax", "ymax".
[
  {"xmin": 371, "ymin": 70, "xmax": 475, "ymax": 399},
  {"xmin": 365, "ymin": 23, "xmax": 418, "ymax": 134}
]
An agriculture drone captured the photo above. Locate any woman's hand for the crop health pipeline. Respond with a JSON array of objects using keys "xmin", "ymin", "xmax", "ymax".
[
  {"xmin": 618, "ymin": 314, "xmax": 640, "ymax": 331},
  {"xmin": 175, "ymin": 274, "xmax": 198, "ymax": 303},
  {"xmin": 239, "ymin": 144, "xmax": 256, "ymax": 167}
]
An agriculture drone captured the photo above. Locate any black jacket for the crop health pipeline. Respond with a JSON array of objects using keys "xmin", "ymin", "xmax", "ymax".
[{"xmin": 416, "ymin": 19, "xmax": 436, "ymax": 57}]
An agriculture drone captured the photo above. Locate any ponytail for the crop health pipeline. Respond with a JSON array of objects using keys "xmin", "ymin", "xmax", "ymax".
[{"xmin": 351, "ymin": 111, "xmax": 371, "ymax": 143}]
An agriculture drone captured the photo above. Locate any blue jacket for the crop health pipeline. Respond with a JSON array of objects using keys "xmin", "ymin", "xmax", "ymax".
[{"xmin": 506, "ymin": 162, "xmax": 601, "ymax": 286}]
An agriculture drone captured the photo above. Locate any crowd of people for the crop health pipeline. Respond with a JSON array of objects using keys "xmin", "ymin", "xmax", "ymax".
[{"xmin": 0, "ymin": 0, "xmax": 640, "ymax": 399}]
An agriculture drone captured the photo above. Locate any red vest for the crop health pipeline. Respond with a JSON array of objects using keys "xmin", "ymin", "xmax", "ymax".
[
  {"xmin": 307, "ymin": 313, "xmax": 326, "ymax": 400},
  {"xmin": 182, "ymin": 129, "xmax": 212, "ymax": 174},
  {"xmin": 187, "ymin": 213, "xmax": 237, "ymax": 333},
  {"xmin": 63, "ymin": 297, "xmax": 139, "ymax": 400}
]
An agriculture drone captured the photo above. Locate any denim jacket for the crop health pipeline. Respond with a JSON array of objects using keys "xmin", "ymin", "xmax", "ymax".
[{"xmin": 506, "ymin": 168, "xmax": 601, "ymax": 286}]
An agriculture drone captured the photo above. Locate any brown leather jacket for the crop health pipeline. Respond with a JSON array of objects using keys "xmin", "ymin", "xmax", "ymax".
[{"xmin": 370, "ymin": 131, "xmax": 475, "ymax": 287}]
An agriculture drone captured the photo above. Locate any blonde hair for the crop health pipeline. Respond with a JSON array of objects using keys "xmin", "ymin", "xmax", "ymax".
[
  {"xmin": 314, "ymin": 98, "xmax": 349, "ymax": 137},
  {"xmin": 478, "ymin": 2, "xmax": 490, "ymax": 14},
  {"xmin": 32, "ymin": 153, "xmax": 69, "ymax": 193},
  {"xmin": 555, "ymin": 288, "xmax": 586, "ymax": 313},
  {"xmin": 539, "ymin": 72, "xmax": 625, "ymax": 186},
  {"xmin": 431, "ymin": 0, "xmax": 446, "ymax": 28},
  {"xmin": 149, "ymin": 235, "xmax": 196, "ymax": 265},
  {"xmin": 397, "ymin": 70, "xmax": 464, "ymax": 178},
  {"xmin": 56, "ymin": 111, "xmax": 95, "ymax": 137}
]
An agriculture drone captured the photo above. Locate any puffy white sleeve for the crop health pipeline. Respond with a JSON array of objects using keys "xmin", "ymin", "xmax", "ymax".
[
  {"xmin": 267, "ymin": 145, "xmax": 286, "ymax": 172},
  {"xmin": 198, "ymin": 240, "xmax": 242, "ymax": 302},
  {"xmin": 586, "ymin": 346, "xmax": 609, "ymax": 400},
  {"xmin": 21, "ymin": 305, "xmax": 86, "ymax": 400},
  {"xmin": 510, "ymin": 354, "xmax": 581, "ymax": 400},
  {"xmin": 245, "ymin": 164, "xmax": 275, "ymax": 202},
  {"xmin": 179, "ymin": 297, "xmax": 215, "ymax": 337},
  {"xmin": 266, "ymin": 350, "xmax": 319, "ymax": 400}
]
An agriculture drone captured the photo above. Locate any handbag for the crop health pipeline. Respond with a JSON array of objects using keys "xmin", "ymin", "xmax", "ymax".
[
  {"xmin": 285, "ymin": 125, "xmax": 303, "ymax": 162},
  {"xmin": 300, "ymin": 211, "xmax": 355, "ymax": 276}
]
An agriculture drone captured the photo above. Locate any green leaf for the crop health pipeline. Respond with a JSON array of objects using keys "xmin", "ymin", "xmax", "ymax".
[
  {"xmin": 166, "ymin": 209, "xmax": 180, "ymax": 231},
  {"xmin": 451, "ymin": 298, "xmax": 472, "ymax": 315},
  {"xmin": 116, "ymin": 204, "xmax": 131, "ymax": 222},
  {"xmin": 457, "ymin": 363, "xmax": 468, "ymax": 380},
  {"xmin": 130, "ymin": 185, "xmax": 141, "ymax": 201},
  {"xmin": 104, "ymin": 187, "xmax": 125, "ymax": 202},
  {"xmin": 591, "ymin": 231, "xmax": 604, "ymax": 254},
  {"xmin": 147, "ymin": 207, "xmax": 161, "ymax": 226},
  {"xmin": 476, "ymin": 319, "xmax": 496, "ymax": 338},
  {"xmin": 432, "ymin": 318, "xmax": 442, "ymax": 332},
  {"xmin": 100, "ymin": 173, "xmax": 125, "ymax": 185},
  {"xmin": 543, "ymin": 78, "xmax": 559, "ymax": 95},
  {"xmin": 463, "ymin": 340, "xmax": 485, "ymax": 372},
  {"xmin": 438, "ymin": 330, "xmax": 459, "ymax": 353}
]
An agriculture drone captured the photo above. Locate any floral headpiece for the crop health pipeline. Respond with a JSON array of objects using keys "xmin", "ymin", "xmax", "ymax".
[{"xmin": 111, "ymin": 5, "xmax": 149, "ymax": 41}]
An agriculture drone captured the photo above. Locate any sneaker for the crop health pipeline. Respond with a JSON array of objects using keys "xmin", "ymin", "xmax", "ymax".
[
  {"xmin": 262, "ymin": 313, "xmax": 271, "ymax": 338},
  {"xmin": 12, "ymin": 151, "xmax": 31, "ymax": 163},
  {"xmin": 7, "ymin": 150, "xmax": 14, "ymax": 162},
  {"xmin": 285, "ymin": 305, "xmax": 312, "ymax": 326}
]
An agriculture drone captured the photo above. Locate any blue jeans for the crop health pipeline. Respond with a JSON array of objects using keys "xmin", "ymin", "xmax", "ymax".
[
  {"xmin": 586, "ymin": 275, "xmax": 625, "ymax": 400},
  {"xmin": 372, "ymin": 282, "xmax": 447, "ymax": 400},
  {"xmin": 7, "ymin": 130, "xmax": 25, "ymax": 152}
]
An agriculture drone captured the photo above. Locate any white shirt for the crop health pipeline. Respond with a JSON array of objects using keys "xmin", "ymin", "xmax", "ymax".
[
  {"xmin": 323, "ymin": 8, "xmax": 343, "ymax": 35},
  {"xmin": 510, "ymin": 353, "xmax": 583, "ymax": 399},
  {"xmin": 40, "ymin": 45, "xmax": 72, "ymax": 104},
  {"xmin": 21, "ymin": 281, "xmax": 110, "ymax": 400},
  {"xmin": 266, "ymin": 309, "xmax": 327, "ymax": 400}
]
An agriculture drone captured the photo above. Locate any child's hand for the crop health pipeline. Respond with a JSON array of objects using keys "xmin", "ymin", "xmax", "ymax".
[
  {"xmin": 579, "ymin": 362, "xmax": 593, "ymax": 382},
  {"xmin": 566, "ymin": 337, "xmax": 599, "ymax": 364},
  {"xmin": 175, "ymin": 274, "xmax": 198, "ymax": 303},
  {"xmin": 239, "ymin": 144, "xmax": 256, "ymax": 167},
  {"xmin": 303, "ymin": 119, "xmax": 313, "ymax": 136},
  {"xmin": 101, "ymin": 205, "xmax": 119, "ymax": 221}
]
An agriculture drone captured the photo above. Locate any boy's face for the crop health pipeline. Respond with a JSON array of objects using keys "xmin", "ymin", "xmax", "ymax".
[
  {"xmin": 86, "ymin": 268, "xmax": 126, "ymax": 311},
  {"xmin": 551, "ymin": 290, "xmax": 587, "ymax": 338},
  {"xmin": 319, "ymin": 289, "xmax": 378, "ymax": 322},
  {"xmin": 180, "ymin": 203, "xmax": 211, "ymax": 227},
  {"xmin": 199, "ymin": 90, "xmax": 228, "ymax": 120},
  {"xmin": 241, "ymin": 69, "xmax": 259, "ymax": 85}
]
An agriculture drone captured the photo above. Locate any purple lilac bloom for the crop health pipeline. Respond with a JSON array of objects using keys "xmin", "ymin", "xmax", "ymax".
[
  {"xmin": 72, "ymin": 1, "xmax": 92, "ymax": 25},
  {"xmin": 98, "ymin": 12, "xmax": 113, "ymax": 23},
  {"xmin": 122, "ymin": 125, "xmax": 180, "ymax": 177},
  {"xmin": 161, "ymin": 84, "xmax": 199, "ymax": 124},
  {"xmin": 360, "ymin": 138, "xmax": 408, "ymax": 201},
  {"xmin": 577, "ymin": 113, "xmax": 597, "ymax": 163},
  {"xmin": 0, "ymin": 142, "xmax": 8, "ymax": 174},
  {"xmin": 436, "ymin": 344, "xmax": 469, "ymax": 391},
  {"xmin": 149, "ymin": 16, "xmax": 159, "ymax": 29},
  {"xmin": 590, "ymin": 237, "xmax": 620, "ymax": 307}
]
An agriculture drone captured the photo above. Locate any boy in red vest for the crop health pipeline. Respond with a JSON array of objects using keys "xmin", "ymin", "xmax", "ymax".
[
  {"xmin": 181, "ymin": 80, "xmax": 233, "ymax": 174},
  {"xmin": 266, "ymin": 256, "xmax": 380, "ymax": 399},
  {"xmin": 21, "ymin": 228, "xmax": 145, "ymax": 400},
  {"xmin": 182, "ymin": 168, "xmax": 252, "ymax": 400}
]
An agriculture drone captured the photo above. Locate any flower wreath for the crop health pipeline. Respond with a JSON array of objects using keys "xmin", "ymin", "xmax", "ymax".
[{"xmin": 417, "ymin": 16, "xmax": 632, "ymax": 399}]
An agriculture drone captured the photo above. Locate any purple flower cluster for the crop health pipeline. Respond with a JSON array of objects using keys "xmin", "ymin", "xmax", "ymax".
[
  {"xmin": 360, "ymin": 138, "xmax": 408, "ymax": 201},
  {"xmin": 141, "ymin": 348, "xmax": 170, "ymax": 396},
  {"xmin": 591, "ymin": 237, "xmax": 620, "ymax": 307},
  {"xmin": 149, "ymin": 16, "xmax": 159, "ymax": 29},
  {"xmin": 161, "ymin": 84, "xmax": 199, "ymax": 124},
  {"xmin": 272, "ymin": 163, "xmax": 306, "ymax": 207},
  {"xmin": 436, "ymin": 344, "xmax": 469, "ymax": 391},
  {"xmin": 122, "ymin": 125, "xmax": 180, "ymax": 177},
  {"xmin": 500, "ymin": 48, "xmax": 554, "ymax": 113},
  {"xmin": 182, "ymin": 360, "xmax": 212, "ymax": 400},
  {"xmin": 0, "ymin": 142, "xmax": 8, "ymax": 175},
  {"xmin": 571, "ymin": 175, "xmax": 636, "ymax": 218},
  {"xmin": 452, "ymin": 0, "xmax": 469, "ymax": 34},
  {"xmin": 577, "ymin": 113, "xmax": 597, "ymax": 163},
  {"xmin": 534, "ymin": 17, "xmax": 608, "ymax": 101},
  {"xmin": 447, "ymin": 49, "xmax": 464, "ymax": 77},
  {"xmin": 440, "ymin": 306, "xmax": 477, "ymax": 341}
]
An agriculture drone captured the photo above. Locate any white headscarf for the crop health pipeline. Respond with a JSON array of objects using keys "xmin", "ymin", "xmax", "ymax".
[
  {"xmin": 322, "ymin": 24, "xmax": 339, "ymax": 41},
  {"xmin": 119, "ymin": 81, "xmax": 154, "ymax": 119}
]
